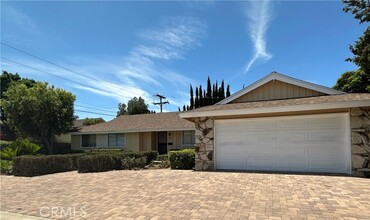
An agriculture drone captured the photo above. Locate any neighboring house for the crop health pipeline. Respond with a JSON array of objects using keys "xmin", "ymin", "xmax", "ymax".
[
  {"xmin": 70, "ymin": 112, "xmax": 195, "ymax": 154},
  {"xmin": 54, "ymin": 118, "xmax": 104, "ymax": 144},
  {"xmin": 180, "ymin": 72, "xmax": 370, "ymax": 177}
]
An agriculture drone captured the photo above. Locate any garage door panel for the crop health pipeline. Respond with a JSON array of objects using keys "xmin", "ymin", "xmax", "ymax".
[
  {"xmin": 309, "ymin": 117, "xmax": 343, "ymax": 128},
  {"xmin": 217, "ymin": 121, "xmax": 246, "ymax": 132},
  {"xmin": 309, "ymin": 130, "xmax": 344, "ymax": 141},
  {"xmin": 276, "ymin": 160, "xmax": 307, "ymax": 170},
  {"xmin": 309, "ymin": 159, "xmax": 345, "ymax": 172},
  {"xmin": 276, "ymin": 144, "xmax": 306, "ymax": 159},
  {"xmin": 217, "ymin": 160, "xmax": 246, "ymax": 170},
  {"xmin": 276, "ymin": 131, "xmax": 307, "ymax": 142},
  {"xmin": 247, "ymin": 131, "xmax": 274, "ymax": 142},
  {"xmin": 247, "ymin": 159, "xmax": 275, "ymax": 170},
  {"xmin": 309, "ymin": 143, "xmax": 344, "ymax": 159},
  {"xmin": 215, "ymin": 114, "xmax": 349, "ymax": 174},
  {"xmin": 217, "ymin": 145, "xmax": 246, "ymax": 160},
  {"xmin": 276, "ymin": 118, "xmax": 306, "ymax": 129},
  {"xmin": 246, "ymin": 120, "xmax": 274, "ymax": 130},
  {"xmin": 246, "ymin": 144, "xmax": 275, "ymax": 158}
]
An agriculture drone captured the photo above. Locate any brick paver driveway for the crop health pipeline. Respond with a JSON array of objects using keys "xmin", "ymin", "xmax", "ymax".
[{"xmin": 1, "ymin": 170, "xmax": 370, "ymax": 220}]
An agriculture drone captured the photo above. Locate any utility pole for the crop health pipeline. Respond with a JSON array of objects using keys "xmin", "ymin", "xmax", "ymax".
[{"xmin": 153, "ymin": 93, "xmax": 169, "ymax": 113}]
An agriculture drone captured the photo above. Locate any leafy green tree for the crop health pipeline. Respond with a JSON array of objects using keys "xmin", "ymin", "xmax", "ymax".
[
  {"xmin": 127, "ymin": 97, "xmax": 150, "ymax": 115},
  {"xmin": 342, "ymin": 0, "xmax": 370, "ymax": 23},
  {"xmin": 333, "ymin": 69, "xmax": 370, "ymax": 93},
  {"xmin": 2, "ymin": 82, "xmax": 76, "ymax": 154},
  {"xmin": 0, "ymin": 71, "xmax": 36, "ymax": 140},
  {"xmin": 116, "ymin": 103, "xmax": 127, "ymax": 117},
  {"xmin": 82, "ymin": 118, "xmax": 105, "ymax": 126},
  {"xmin": 346, "ymin": 28, "xmax": 370, "ymax": 75}
]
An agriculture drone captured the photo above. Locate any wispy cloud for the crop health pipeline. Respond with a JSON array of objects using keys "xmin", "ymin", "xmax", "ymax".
[
  {"xmin": 116, "ymin": 17, "xmax": 206, "ymax": 88},
  {"xmin": 2, "ymin": 16, "xmax": 205, "ymax": 112},
  {"xmin": 244, "ymin": 0, "xmax": 273, "ymax": 72}
]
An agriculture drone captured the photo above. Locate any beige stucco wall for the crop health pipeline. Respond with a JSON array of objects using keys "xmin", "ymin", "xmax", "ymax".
[
  {"xmin": 54, "ymin": 134, "xmax": 71, "ymax": 144},
  {"xmin": 126, "ymin": 133, "xmax": 139, "ymax": 151},
  {"xmin": 71, "ymin": 135, "xmax": 81, "ymax": 149},
  {"xmin": 231, "ymin": 80, "xmax": 325, "ymax": 103},
  {"xmin": 139, "ymin": 132, "xmax": 152, "ymax": 151},
  {"xmin": 96, "ymin": 134, "xmax": 108, "ymax": 148}
]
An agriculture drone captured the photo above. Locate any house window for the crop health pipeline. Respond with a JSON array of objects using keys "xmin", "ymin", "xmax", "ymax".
[
  {"xmin": 182, "ymin": 131, "xmax": 195, "ymax": 145},
  {"xmin": 82, "ymin": 134, "xmax": 96, "ymax": 147},
  {"xmin": 108, "ymin": 133, "xmax": 125, "ymax": 147}
]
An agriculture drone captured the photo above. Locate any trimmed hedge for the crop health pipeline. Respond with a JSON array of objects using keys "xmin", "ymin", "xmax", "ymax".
[
  {"xmin": 168, "ymin": 149, "xmax": 195, "ymax": 170},
  {"xmin": 12, "ymin": 151, "xmax": 158, "ymax": 176},
  {"xmin": 13, "ymin": 155, "xmax": 74, "ymax": 176},
  {"xmin": 157, "ymin": 154, "xmax": 169, "ymax": 161},
  {"xmin": 78, "ymin": 154, "xmax": 116, "ymax": 173},
  {"xmin": 121, "ymin": 157, "xmax": 147, "ymax": 170}
]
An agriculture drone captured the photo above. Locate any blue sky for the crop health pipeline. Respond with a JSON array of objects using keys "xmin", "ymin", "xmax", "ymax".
[{"xmin": 1, "ymin": 0, "xmax": 366, "ymax": 120}]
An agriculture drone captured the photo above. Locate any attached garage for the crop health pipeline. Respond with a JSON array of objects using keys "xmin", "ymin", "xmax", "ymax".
[
  {"xmin": 180, "ymin": 72, "xmax": 370, "ymax": 176},
  {"xmin": 215, "ymin": 113, "xmax": 350, "ymax": 173}
]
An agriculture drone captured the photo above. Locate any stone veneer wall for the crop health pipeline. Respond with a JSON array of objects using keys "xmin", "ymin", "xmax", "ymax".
[
  {"xmin": 194, "ymin": 117, "xmax": 215, "ymax": 171},
  {"xmin": 351, "ymin": 107, "xmax": 370, "ymax": 177}
]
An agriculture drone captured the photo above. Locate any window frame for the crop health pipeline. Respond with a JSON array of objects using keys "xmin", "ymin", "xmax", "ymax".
[
  {"xmin": 182, "ymin": 130, "xmax": 195, "ymax": 146},
  {"xmin": 108, "ymin": 133, "xmax": 125, "ymax": 148}
]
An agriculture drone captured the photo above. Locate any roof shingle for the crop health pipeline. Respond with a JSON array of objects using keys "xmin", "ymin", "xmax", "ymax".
[{"xmin": 74, "ymin": 112, "xmax": 194, "ymax": 133}]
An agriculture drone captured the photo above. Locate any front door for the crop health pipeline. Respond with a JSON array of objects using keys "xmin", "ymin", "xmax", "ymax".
[{"xmin": 158, "ymin": 132, "xmax": 167, "ymax": 155}]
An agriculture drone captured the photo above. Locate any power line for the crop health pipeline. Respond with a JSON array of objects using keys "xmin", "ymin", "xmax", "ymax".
[
  {"xmin": 1, "ymin": 57, "xmax": 133, "ymax": 99},
  {"xmin": 1, "ymin": 42, "xmax": 143, "ymax": 97},
  {"xmin": 75, "ymin": 104, "xmax": 116, "ymax": 113},
  {"xmin": 75, "ymin": 109, "xmax": 115, "ymax": 117}
]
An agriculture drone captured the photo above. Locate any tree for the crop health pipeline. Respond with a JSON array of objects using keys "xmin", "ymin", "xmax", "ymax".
[
  {"xmin": 199, "ymin": 85, "xmax": 203, "ymax": 107},
  {"xmin": 333, "ymin": 69, "xmax": 370, "ymax": 93},
  {"xmin": 226, "ymin": 85, "xmax": 231, "ymax": 97},
  {"xmin": 127, "ymin": 97, "xmax": 150, "ymax": 115},
  {"xmin": 0, "ymin": 71, "xmax": 36, "ymax": 140},
  {"xmin": 347, "ymin": 28, "xmax": 370, "ymax": 75},
  {"xmin": 2, "ymin": 82, "xmax": 76, "ymax": 154},
  {"xmin": 116, "ymin": 103, "xmax": 127, "ymax": 117},
  {"xmin": 195, "ymin": 87, "xmax": 199, "ymax": 108},
  {"xmin": 190, "ymin": 85, "xmax": 194, "ymax": 109},
  {"xmin": 342, "ymin": 0, "xmax": 370, "ymax": 23},
  {"xmin": 82, "ymin": 118, "xmax": 105, "ymax": 126}
]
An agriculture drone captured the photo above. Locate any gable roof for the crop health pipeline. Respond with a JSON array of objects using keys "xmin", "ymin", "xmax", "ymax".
[
  {"xmin": 217, "ymin": 72, "xmax": 345, "ymax": 104},
  {"xmin": 71, "ymin": 112, "xmax": 194, "ymax": 134},
  {"xmin": 180, "ymin": 93, "xmax": 370, "ymax": 118}
]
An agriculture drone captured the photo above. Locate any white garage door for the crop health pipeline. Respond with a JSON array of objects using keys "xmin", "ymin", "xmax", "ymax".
[{"xmin": 215, "ymin": 113, "xmax": 350, "ymax": 173}]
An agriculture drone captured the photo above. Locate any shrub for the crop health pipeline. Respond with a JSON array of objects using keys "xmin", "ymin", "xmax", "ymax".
[
  {"xmin": 157, "ymin": 154, "xmax": 169, "ymax": 161},
  {"xmin": 0, "ymin": 160, "xmax": 13, "ymax": 175},
  {"xmin": 0, "ymin": 140, "xmax": 12, "ymax": 150},
  {"xmin": 121, "ymin": 157, "xmax": 147, "ymax": 170},
  {"xmin": 0, "ymin": 139, "xmax": 40, "ymax": 160},
  {"xmin": 168, "ymin": 149, "xmax": 195, "ymax": 170},
  {"xmin": 77, "ymin": 154, "xmax": 115, "ymax": 173},
  {"xmin": 13, "ymin": 155, "xmax": 74, "ymax": 176},
  {"xmin": 141, "ymin": 151, "xmax": 158, "ymax": 164}
]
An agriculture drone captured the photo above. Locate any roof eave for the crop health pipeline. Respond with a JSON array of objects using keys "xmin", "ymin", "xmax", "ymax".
[{"xmin": 179, "ymin": 99, "xmax": 369, "ymax": 118}]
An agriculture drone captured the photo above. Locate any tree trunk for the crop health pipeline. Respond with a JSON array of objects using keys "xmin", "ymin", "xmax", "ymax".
[{"xmin": 43, "ymin": 137, "xmax": 54, "ymax": 155}]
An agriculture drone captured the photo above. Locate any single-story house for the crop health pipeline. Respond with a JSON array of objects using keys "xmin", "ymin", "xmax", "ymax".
[
  {"xmin": 180, "ymin": 72, "xmax": 370, "ymax": 177},
  {"xmin": 54, "ymin": 118, "xmax": 104, "ymax": 144},
  {"xmin": 70, "ymin": 112, "xmax": 195, "ymax": 154}
]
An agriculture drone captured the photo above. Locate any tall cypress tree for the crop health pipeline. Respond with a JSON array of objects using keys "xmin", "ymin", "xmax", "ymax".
[
  {"xmin": 199, "ymin": 85, "xmax": 203, "ymax": 107},
  {"xmin": 206, "ymin": 76, "xmax": 212, "ymax": 98},
  {"xmin": 195, "ymin": 87, "xmax": 199, "ymax": 108},
  {"xmin": 190, "ymin": 85, "xmax": 194, "ymax": 109},
  {"xmin": 220, "ymin": 80, "xmax": 225, "ymax": 99},
  {"xmin": 182, "ymin": 105, "xmax": 186, "ymax": 111},
  {"xmin": 215, "ymin": 81, "xmax": 219, "ymax": 102},
  {"xmin": 226, "ymin": 85, "xmax": 231, "ymax": 97}
]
